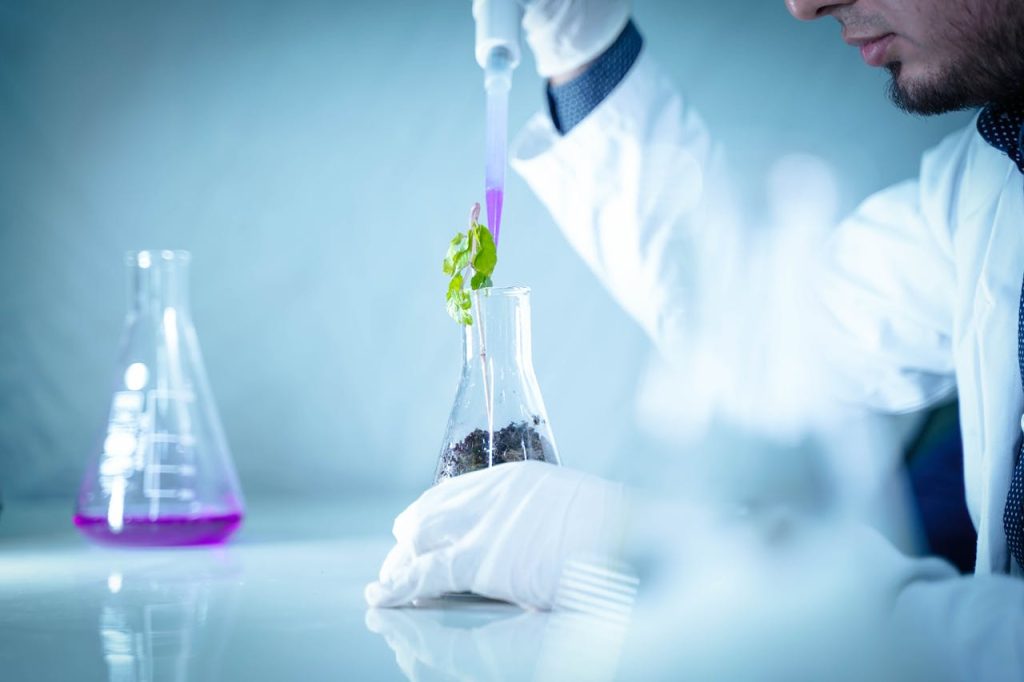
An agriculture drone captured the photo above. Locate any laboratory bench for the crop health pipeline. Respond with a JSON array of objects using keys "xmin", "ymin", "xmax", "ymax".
[
  {"xmin": 0, "ymin": 497, "xmax": 538, "ymax": 682},
  {"xmin": 0, "ymin": 496, "xmax": 962, "ymax": 681}
]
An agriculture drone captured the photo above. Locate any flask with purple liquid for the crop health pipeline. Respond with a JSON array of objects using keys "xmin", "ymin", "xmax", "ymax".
[{"xmin": 74, "ymin": 250, "xmax": 244, "ymax": 546}]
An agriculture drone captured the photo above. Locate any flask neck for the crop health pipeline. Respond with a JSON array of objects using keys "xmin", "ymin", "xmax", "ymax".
[
  {"xmin": 127, "ymin": 250, "xmax": 192, "ymax": 318},
  {"xmin": 462, "ymin": 288, "xmax": 533, "ymax": 370}
]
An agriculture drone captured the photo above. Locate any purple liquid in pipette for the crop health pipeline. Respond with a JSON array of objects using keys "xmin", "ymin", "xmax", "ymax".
[
  {"xmin": 484, "ymin": 64, "xmax": 510, "ymax": 246},
  {"xmin": 486, "ymin": 187, "xmax": 503, "ymax": 245},
  {"xmin": 74, "ymin": 512, "xmax": 243, "ymax": 547}
]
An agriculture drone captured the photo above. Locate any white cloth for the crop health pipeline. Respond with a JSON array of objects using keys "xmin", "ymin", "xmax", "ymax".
[{"xmin": 511, "ymin": 51, "xmax": 1024, "ymax": 578}]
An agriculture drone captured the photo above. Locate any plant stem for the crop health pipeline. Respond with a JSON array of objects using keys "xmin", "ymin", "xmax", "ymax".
[{"xmin": 473, "ymin": 290, "xmax": 495, "ymax": 465}]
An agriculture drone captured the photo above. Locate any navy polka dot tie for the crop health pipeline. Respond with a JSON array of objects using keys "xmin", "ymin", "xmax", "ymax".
[
  {"xmin": 1007, "ymin": 273, "xmax": 1024, "ymax": 570},
  {"xmin": 979, "ymin": 102, "xmax": 1024, "ymax": 570}
]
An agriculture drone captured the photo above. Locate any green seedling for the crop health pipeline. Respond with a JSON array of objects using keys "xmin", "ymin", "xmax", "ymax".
[{"xmin": 443, "ymin": 203, "xmax": 497, "ymax": 326}]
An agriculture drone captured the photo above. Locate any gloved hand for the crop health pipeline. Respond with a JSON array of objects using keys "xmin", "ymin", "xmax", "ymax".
[
  {"xmin": 473, "ymin": 0, "xmax": 632, "ymax": 78},
  {"xmin": 364, "ymin": 460, "xmax": 626, "ymax": 610}
]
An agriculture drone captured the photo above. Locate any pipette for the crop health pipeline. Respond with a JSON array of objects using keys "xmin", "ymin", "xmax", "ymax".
[
  {"xmin": 484, "ymin": 50, "xmax": 512, "ymax": 246},
  {"xmin": 474, "ymin": 0, "xmax": 523, "ymax": 246}
]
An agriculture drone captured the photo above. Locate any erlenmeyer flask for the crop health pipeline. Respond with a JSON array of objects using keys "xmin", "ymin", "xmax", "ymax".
[
  {"xmin": 74, "ymin": 250, "xmax": 245, "ymax": 546},
  {"xmin": 435, "ymin": 286, "xmax": 560, "ymax": 483}
]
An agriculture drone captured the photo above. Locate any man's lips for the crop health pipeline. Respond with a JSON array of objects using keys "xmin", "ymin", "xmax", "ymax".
[{"xmin": 843, "ymin": 32, "xmax": 896, "ymax": 67}]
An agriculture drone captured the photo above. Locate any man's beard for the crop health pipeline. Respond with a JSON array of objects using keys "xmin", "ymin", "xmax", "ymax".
[{"xmin": 885, "ymin": 12, "xmax": 1024, "ymax": 115}]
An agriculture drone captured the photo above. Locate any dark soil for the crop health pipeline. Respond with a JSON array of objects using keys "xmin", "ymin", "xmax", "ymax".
[{"xmin": 436, "ymin": 416, "xmax": 554, "ymax": 482}]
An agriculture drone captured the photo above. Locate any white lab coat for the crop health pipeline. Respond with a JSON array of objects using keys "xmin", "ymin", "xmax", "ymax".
[{"xmin": 512, "ymin": 53, "xmax": 1024, "ymax": 674}]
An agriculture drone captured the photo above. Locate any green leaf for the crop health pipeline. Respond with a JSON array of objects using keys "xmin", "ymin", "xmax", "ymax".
[
  {"xmin": 447, "ymin": 297, "xmax": 466, "ymax": 324},
  {"xmin": 470, "ymin": 272, "xmax": 492, "ymax": 290},
  {"xmin": 443, "ymin": 232, "xmax": 470, "ymax": 275},
  {"xmin": 442, "ymin": 206, "xmax": 500, "ymax": 327},
  {"xmin": 447, "ymin": 273, "xmax": 463, "ymax": 298},
  {"xmin": 446, "ymin": 290, "xmax": 465, "ymax": 324},
  {"xmin": 471, "ymin": 224, "xmax": 497, "ymax": 277},
  {"xmin": 459, "ymin": 292, "xmax": 472, "ymax": 310},
  {"xmin": 453, "ymin": 249, "xmax": 470, "ymax": 274},
  {"xmin": 446, "ymin": 292, "xmax": 473, "ymax": 325},
  {"xmin": 445, "ymin": 274, "xmax": 475, "ymax": 326}
]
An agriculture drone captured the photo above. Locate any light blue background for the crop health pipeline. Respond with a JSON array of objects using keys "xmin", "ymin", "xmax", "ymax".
[{"xmin": 0, "ymin": 0, "xmax": 970, "ymax": 501}]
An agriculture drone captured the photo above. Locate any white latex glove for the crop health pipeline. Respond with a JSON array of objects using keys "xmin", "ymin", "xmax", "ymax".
[
  {"xmin": 472, "ymin": 0, "xmax": 631, "ymax": 78},
  {"xmin": 364, "ymin": 460, "xmax": 625, "ymax": 610}
]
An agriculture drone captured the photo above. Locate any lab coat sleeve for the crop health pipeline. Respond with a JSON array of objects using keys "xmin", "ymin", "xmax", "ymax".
[
  {"xmin": 512, "ymin": 52, "xmax": 958, "ymax": 415},
  {"xmin": 511, "ymin": 52, "xmax": 738, "ymax": 360}
]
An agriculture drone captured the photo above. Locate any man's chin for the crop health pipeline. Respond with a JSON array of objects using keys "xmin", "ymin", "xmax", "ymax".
[{"xmin": 885, "ymin": 66, "xmax": 976, "ymax": 116}]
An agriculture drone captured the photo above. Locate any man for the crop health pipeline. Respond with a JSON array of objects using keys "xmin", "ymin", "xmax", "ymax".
[{"xmin": 367, "ymin": 0, "xmax": 1024, "ymax": 667}]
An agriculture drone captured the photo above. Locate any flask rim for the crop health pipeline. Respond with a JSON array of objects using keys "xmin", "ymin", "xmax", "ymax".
[
  {"xmin": 125, "ymin": 249, "xmax": 192, "ymax": 268},
  {"xmin": 474, "ymin": 285, "xmax": 530, "ymax": 298}
]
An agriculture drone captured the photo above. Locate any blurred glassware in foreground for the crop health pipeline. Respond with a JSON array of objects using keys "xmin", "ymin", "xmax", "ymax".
[
  {"xmin": 75, "ymin": 250, "xmax": 244, "ymax": 546},
  {"xmin": 100, "ymin": 557, "xmax": 242, "ymax": 682},
  {"xmin": 434, "ymin": 286, "xmax": 560, "ymax": 483}
]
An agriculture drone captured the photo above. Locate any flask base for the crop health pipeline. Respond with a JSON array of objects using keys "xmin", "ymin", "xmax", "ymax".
[{"xmin": 73, "ymin": 512, "xmax": 243, "ymax": 547}]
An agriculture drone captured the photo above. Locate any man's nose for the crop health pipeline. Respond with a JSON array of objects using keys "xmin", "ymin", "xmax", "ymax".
[{"xmin": 786, "ymin": 0, "xmax": 852, "ymax": 21}]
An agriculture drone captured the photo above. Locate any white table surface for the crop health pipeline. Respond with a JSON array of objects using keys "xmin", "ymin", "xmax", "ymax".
[
  {"xmin": 0, "ymin": 497, "xmax": 536, "ymax": 682},
  {"xmin": 1, "ymin": 496, "xmax": 975, "ymax": 682}
]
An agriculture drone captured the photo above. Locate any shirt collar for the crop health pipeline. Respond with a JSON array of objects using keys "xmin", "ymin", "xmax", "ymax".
[{"xmin": 977, "ymin": 102, "xmax": 1024, "ymax": 174}]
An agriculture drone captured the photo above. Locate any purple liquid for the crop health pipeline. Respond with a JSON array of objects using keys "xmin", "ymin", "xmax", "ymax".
[
  {"xmin": 74, "ymin": 512, "xmax": 243, "ymax": 547},
  {"xmin": 486, "ymin": 187, "xmax": 503, "ymax": 246}
]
